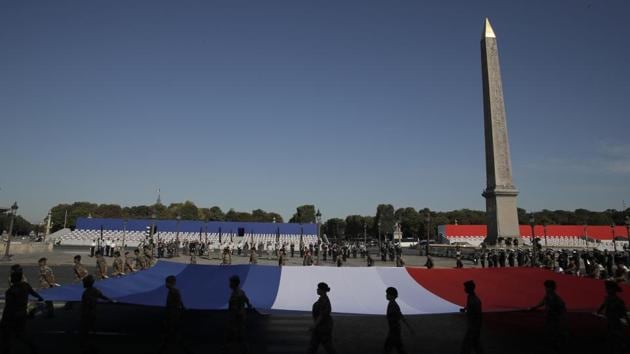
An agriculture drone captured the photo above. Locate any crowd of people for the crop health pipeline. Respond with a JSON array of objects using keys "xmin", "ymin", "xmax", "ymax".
[{"xmin": 468, "ymin": 248, "xmax": 630, "ymax": 283}]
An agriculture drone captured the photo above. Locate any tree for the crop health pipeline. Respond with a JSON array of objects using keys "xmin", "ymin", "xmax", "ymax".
[
  {"xmin": 178, "ymin": 201, "xmax": 199, "ymax": 220},
  {"xmin": 289, "ymin": 205, "xmax": 316, "ymax": 223},
  {"xmin": 375, "ymin": 204, "xmax": 395, "ymax": 238},
  {"xmin": 394, "ymin": 207, "xmax": 422, "ymax": 238},
  {"xmin": 207, "ymin": 206, "xmax": 226, "ymax": 221},
  {"xmin": 324, "ymin": 218, "xmax": 346, "ymax": 242},
  {"xmin": 94, "ymin": 204, "xmax": 123, "ymax": 218}
]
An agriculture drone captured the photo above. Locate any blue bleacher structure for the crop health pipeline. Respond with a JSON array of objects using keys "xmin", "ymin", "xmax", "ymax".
[{"xmin": 52, "ymin": 217, "xmax": 319, "ymax": 248}]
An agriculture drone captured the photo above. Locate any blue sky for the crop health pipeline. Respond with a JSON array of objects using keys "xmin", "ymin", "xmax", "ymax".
[{"xmin": 1, "ymin": 0, "xmax": 629, "ymax": 223}]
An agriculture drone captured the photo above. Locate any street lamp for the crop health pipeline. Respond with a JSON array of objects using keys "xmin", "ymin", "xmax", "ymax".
[
  {"xmin": 175, "ymin": 215, "xmax": 181, "ymax": 256},
  {"xmin": 583, "ymin": 223, "xmax": 589, "ymax": 249},
  {"xmin": 363, "ymin": 222, "xmax": 367, "ymax": 247},
  {"xmin": 529, "ymin": 214, "xmax": 536, "ymax": 266},
  {"xmin": 611, "ymin": 223, "xmax": 617, "ymax": 253},
  {"xmin": 625, "ymin": 216, "xmax": 630, "ymax": 250},
  {"xmin": 378, "ymin": 221, "xmax": 382, "ymax": 250},
  {"xmin": 425, "ymin": 212, "xmax": 431, "ymax": 256},
  {"xmin": 543, "ymin": 221, "xmax": 548, "ymax": 249},
  {"xmin": 2, "ymin": 202, "xmax": 18, "ymax": 261},
  {"xmin": 122, "ymin": 218, "xmax": 128, "ymax": 250},
  {"xmin": 315, "ymin": 209, "xmax": 322, "ymax": 244}
]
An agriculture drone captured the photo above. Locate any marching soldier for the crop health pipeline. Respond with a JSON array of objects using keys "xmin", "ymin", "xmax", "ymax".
[
  {"xmin": 73, "ymin": 255, "xmax": 89, "ymax": 282},
  {"xmin": 38, "ymin": 257, "xmax": 59, "ymax": 288},
  {"xmin": 249, "ymin": 246, "xmax": 258, "ymax": 265},
  {"xmin": 1, "ymin": 269, "xmax": 44, "ymax": 354},
  {"xmin": 384, "ymin": 287, "xmax": 413, "ymax": 354},
  {"xmin": 158, "ymin": 275, "xmax": 192, "ymax": 354},
  {"xmin": 597, "ymin": 280, "xmax": 630, "ymax": 354},
  {"xmin": 459, "ymin": 280, "xmax": 483, "ymax": 354},
  {"xmin": 226, "ymin": 275, "xmax": 253, "ymax": 353},
  {"xmin": 112, "ymin": 251, "xmax": 125, "ymax": 277},
  {"xmin": 95, "ymin": 251, "xmax": 108, "ymax": 280},
  {"xmin": 307, "ymin": 282, "xmax": 337, "ymax": 354},
  {"xmin": 80, "ymin": 275, "xmax": 114, "ymax": 353},
  {"xmin": 528, "ymin": 280, "xmax": 568, "ymax": 353},
  {"xmin": 222, "ymin": 247, "xmax": 232, "ymax": 265},
  {"xmin": 135, "ymin": 248, "xmax": 147, "ymax": 270},
  {"xmin": 124, "ymin": 251, "xmax": 135, "ymax": 273}
]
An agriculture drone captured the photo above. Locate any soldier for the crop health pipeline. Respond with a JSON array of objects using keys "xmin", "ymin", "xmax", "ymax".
[
  {"xmin": 95, "ymin": 250, "xmax": 108, "ymax": 280},
  {"xmin": 226, "ymin": 275, "xmax": 253, "ymax": 353},
  {"xmin": 38, "ymin": 257, "xmax": 59, "ymax": 288},
  {"xmin": 367, "ymin": 253, "xmax": 375, "ymax": 267},
  {"xmin": 528, "ymin": 280, "xmax": 568, "ymax": 353},
  {"xmin": 158, "ymin": 275, "xmax": 192, "ymax": 354},
  {"xmin": 73, "ymin": 255, "xmax": 89, "ymax": 282},
  {"xmin": 222, "ymin": 247, "xmax": 232, "ymax": 265},
  {"xmin": 80, "ymin": 275, "xmax": 114, "ymax": 353},
  {"xmin": 596, "ymin": 280, "xmax": 630, "ymax": 354},
  {"xmin": 1, "ymin": 269, "xmax": 44, "ymax": 354},
  {"xmin": 134, "ymin": 248, "xmax": 147, "ymax": 270},
  {"xmin": 384, "ymin": 287, "xmax": 413, "ymax": 354},
  {"xmin": 425, "ymin": 255, "xmax": 434, "ymax": 269},
  {"xmin": 307, "ymin": 282, "xmax": 337, "ymax": 354},
  {"xmin": 278, "ymin": 249, "xmax": 286, "ymax": 267},
  {"xmin": 396, "ymin": 255, "xmax": 405, "ymax": 268},
  {"xmin": 303, "ymin": 250, "xmax": 313, "ymax": 266},
  {"xmin": 144, "ymin": 245, "xmax": 154, "ymax": 267},
  {"xmin": 459, "ymin": 280, "xmax": 483, "ymax": 354},
  {"xmin": 249, "ymin": 246, "xmax": 258, "ymax": 265},
  {"xmin": 124, "ymin": 251, "xmax": 135, "ymax": 273},
  {"xmin": 456, "ymin": 255, "xmax": 464, "ymax": 269},
  {"xmin": 112, "ymin": 251, "xmax": 125, "ymax": 277},
  {"xmin": 290, "ymin": 243, "xmax": 295, "ymax": 257}
]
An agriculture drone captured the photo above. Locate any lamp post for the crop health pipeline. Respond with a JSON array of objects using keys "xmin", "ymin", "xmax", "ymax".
[
  {"xmin": 529, "ymin": 214, "xmax": 536, "ymax": 266},
  {"xmin": 175, "ymin": 215, "xmax": 181, "ymax": 256},
  {"xmin": 122, "ymin": 218, "xmax": 128, "ymax": 250},
  {"xmin": 425, "ymin": 212, "xmax": 431, "ymax": 256},
  {"xmin": 625, "ymin": 216, "xmax": 630, "ymax": 251},
  {"xmin": 583, "ymin": 223, "xmax": 588, "ymax": 248},
  {"xmin": 2, "ymin": 202, "xmax": 18, "ymax": 261},
  {"xmin": 151, "ymin": 212, "xmax": 157, "ymax": 258},
  {"xmin": 316, "ymin": 209, "xmax": 322, "ymax": 244},
  {"xmin": 543, "ymin": 221, "xmax": 548, "ymax": 249},
  {"xmin": 611, "ymin": 223, "xmax": 617, "ymax": 253},
  {"xmin": 378, "ymin": 221, "xmax": 382, "ymax": 250},
  {"xmin": 363, "ymin": 222, "xmax": 367, "ymax": 247}
]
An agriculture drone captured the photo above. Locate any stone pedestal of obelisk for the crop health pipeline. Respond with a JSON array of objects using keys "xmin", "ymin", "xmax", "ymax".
[{"xmin": 480, "ymin": 19, "xmax": 520, "ymax": 245}]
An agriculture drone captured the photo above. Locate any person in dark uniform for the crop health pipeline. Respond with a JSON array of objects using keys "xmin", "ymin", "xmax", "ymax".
[
  {"xmin": 597, "ymin": 280, "xmax": 630, "ymax": 354},
  {"xmin": 80, "ymin": 274, "xmax": 114, "ymax": 354},
  {"xmin": 367, "ymin": 253, "xmax": 375, "ymax": 267},
  {"xmin": 307, "ymin": 282, "xmax": 337, "ymax": 354},
  {"xmin": 226, "ymin": 275, "xmax": 252, "ymax": 354},
  {"xmin": 459, "ymin": 280, "xmax": 483, "ymax": 354},
  {"xmin": 159, "ymin": 275, "xmax": 192, "ymax": 354},
  {"xmin": 384, "ymin": 287, "xmax": 413, "ymax": 354},
  {"xmin": 290, "ymin": 243, "xmax": 295, "ymax": 258},
  {"xmin": 1, "ymin": 270, "xmax": 44, "ymax": 354},
  {"xmin": 425, "ymin": 255, "xmax": 434, "ymax": 269},
  {"xmin": 528, "ymin": 280, "xmax": 568, "ymax": 353}
]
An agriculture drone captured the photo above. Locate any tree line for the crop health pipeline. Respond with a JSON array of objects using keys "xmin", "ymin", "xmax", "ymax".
[{"xmin": 16, "ymin": 202, "xmax": 623, "ymax": 240}]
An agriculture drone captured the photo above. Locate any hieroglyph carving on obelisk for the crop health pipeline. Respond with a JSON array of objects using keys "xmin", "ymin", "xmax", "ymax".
[{"xmin": 480, "ymin": 18, "xmax": 520, "ymax": 245}]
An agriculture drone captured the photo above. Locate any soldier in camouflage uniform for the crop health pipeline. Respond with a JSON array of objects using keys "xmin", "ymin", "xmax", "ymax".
[
  {"xmin": 38, "ymin": 257, "xmax": 59, "ymax": 288},
  {"xmin": 95, "ymin": 251, "xmax": 108, "ymax": 280},
  {"xmin": 134, "ymin": 249, "xmax": 147, "ymax": 270},
  {"xmin": 124, "ymin": 251, "xmax": 135, "ymax": 273},
  {"xmin": 73, "ymin": 255, "xmax": 89, "ymax": 282},
  {"xmin": 112, "ymin": 251, "xmax": 125, "ymax": 277}
]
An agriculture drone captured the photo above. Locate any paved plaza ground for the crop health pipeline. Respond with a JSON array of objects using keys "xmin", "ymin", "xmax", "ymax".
[{"xmin": 0, "ymin": 246, "xmax": 627, "ymax": 353}]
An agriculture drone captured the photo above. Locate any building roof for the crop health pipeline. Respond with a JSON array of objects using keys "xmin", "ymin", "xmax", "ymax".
[{"xmin": 442, "ymin": 224, "xmax": 629, "ymax": 241}]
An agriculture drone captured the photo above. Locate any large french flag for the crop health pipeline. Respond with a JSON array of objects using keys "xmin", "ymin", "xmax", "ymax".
[{"xmin": 39, "ymin": 261, "xmax": 630, "ymax": 314}]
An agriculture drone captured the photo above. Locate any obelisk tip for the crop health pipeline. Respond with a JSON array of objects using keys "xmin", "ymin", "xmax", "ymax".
[{"xmin": 483, "ymin": 18, "xmax": 496, "ymax": 39}]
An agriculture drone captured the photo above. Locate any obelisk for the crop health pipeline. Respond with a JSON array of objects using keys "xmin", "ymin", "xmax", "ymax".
[{"xmin": 480, "ymin": 18, "xmax": 520, "ymax": 245}]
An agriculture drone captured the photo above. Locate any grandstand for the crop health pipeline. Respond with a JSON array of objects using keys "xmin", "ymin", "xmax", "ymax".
[
  {"xmin": 438, "ymin": 224, "xmax": 630, "ymax": 250},
  {"xmin": 51, "ymin": 217, "xmax": 318, "ymax": 247}
]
